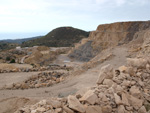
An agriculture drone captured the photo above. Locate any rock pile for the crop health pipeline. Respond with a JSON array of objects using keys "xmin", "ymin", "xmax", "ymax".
[
  {"xmin": 0, "ymin": 65, "xmax": 72, "ymax": 73},
  {"xmin": 3, "ymin": 72, "xmax": 65, "ymax": 90},
  {"xmin": 15, "ymin": 57, "xmax": 150, "ymax": 113}
]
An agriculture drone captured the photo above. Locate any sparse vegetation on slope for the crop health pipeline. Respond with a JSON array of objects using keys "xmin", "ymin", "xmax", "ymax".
[{"xmin": 21, "ymin": 27, "xmax": 89, "ymax": 47}]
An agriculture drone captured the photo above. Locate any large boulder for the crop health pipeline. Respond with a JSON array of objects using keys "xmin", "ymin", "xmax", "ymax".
[
  {"xmin": 80, "ymin": 90, "xmax": 98, "ymax": 105},
  {"xmin": 97, "ymin": 64, "xmax": 114, "ymax": 84},
  {"xmin": 68, "ymin": 95, "xmax": 85, "ymax": 113}
]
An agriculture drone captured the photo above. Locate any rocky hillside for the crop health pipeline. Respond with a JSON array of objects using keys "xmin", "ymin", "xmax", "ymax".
[
  {"xmin": 21, "ymin": 27, "xmax": 89, "ymax": 47},
  {"xmin": 69, "ymin": 21, "xmax": 150, "ymax": 61},
  {"xmin": 0, "ymin": 42, "xmax": 18, "ymax": 51}
]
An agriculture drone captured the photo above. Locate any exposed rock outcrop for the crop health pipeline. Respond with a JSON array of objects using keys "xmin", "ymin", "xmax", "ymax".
[{"xmin": 69, "ymin": 21, "xmax": 150, "ymax": 61}]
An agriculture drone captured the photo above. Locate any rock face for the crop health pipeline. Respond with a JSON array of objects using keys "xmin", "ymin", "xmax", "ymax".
[
  {"xmin": 15, "ymin": 57, "xmax": 150, "ymax": 113},
  {"xmin": 69, "ymin": 21, "xmax": 150, "ymax": 61}
]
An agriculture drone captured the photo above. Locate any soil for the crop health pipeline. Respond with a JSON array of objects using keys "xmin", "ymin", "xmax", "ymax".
[{"xmin": 0, "ymin": 46, "xmax": 129, "ymax": 113}]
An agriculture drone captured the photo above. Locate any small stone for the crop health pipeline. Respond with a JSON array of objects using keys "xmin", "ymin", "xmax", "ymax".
[
  {"xmin": 35, "ymin": 84, "xmax": 40, "ymax": 88},
  {"xmin": 101, "ymin": 105, "xmax": 112, "ymax": 113},
  {"xmin": 36, "ymin": 107, "xmax": 46, "ymax": 112},
  {"xmin": 129, "ymin": 86, "xmax": 141, "ymax": 98},
  {"xmin": 85, "ymin": 106, "xmax": 102, "ymax": 113},
  {"xmin": 121, "ymin": 93, "xmax": 129, "ymax": 106},
  {"xmin": 55, "ymin": 108, "xmax": 62, "ymax": 113},
  {"xmin": 118, "ymin": 65, "xmax": 128, "ymax": 73},
  {"xmin": 63, "ymin": 106, "xmax": 74, "ymax": 113},
  {"xmin": 103, "ymin": 79, "xmax": 114, "ymax": 87},
  {"xmin": 47, "ymin": 99, "xmax": 62, "ymax": 108},
  {"xmin": 128, "ymin": 94, "xmax": 143, "ymax": 109},
  {"xmin": 138, "ymin": 106, "xmax": 147, "ymax": 113},
  {"xmin": 114, "ymin": 93, "xmax": 122, "ymax": 105},
  {"xmin": 121, "ymin": 80, "xmax": 131, "ymax": 87},
  {"xmin": 117, "ymin": 105, "xmax": 126, "ymax": 113}
]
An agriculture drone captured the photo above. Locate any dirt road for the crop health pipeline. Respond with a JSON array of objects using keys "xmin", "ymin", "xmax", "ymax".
[{"xmin": 0, "ymin": 46, "xmax": 129, "ymax": 113}]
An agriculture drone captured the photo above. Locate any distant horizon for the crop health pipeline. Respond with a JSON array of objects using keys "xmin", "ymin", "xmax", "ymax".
[
  {"xmin": 0, "ymin": 32, "xmax": 47, "ymax": 40},
  {"xmin": 1, "ymin": 19, "xmax": 150, "ymax": 40},
  {"xmin": 0, "ymin": 0, "xmax": 150, "ymax": 40}
]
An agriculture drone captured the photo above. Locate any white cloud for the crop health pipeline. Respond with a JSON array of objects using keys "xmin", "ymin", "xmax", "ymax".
[{"xmin": 0, "ymin": 0, "xmax": 149, "ymax": 33}]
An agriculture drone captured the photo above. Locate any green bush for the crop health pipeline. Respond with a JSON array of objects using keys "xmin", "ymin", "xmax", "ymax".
[{"xmin": 10, "ymin": 59, "xmax": 16, "ymax": 63}]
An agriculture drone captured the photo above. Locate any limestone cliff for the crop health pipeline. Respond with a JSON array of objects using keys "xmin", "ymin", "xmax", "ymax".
[{"xmin": 69, "ymin": 21, "xmax": 150, "ymax": 61}]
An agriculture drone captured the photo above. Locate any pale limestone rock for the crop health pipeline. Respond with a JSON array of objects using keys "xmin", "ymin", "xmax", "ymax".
[
  {"xmin": 129, "ymin": 86, "xmax": 141, "ymax": 98},
  {"xmin": 114, "ymin": 93, "xmax": 122, "ymax": 105},
  {"xmin": 138, "ymin": 106, "xmax": 147, "ymax": 113},
  {"xmin": 36, "ymin": 107, "xmax": 46, "ymax": 112},
  {"xmin": 126, "ymin": 67, "xmax": 136, "ymax": 76},
  {"xmin": 68, "ymin": 95, "xmax": 85, "ymax": 113},
  {"xmin": 121, "ymin": 93, "xmax": 129, "ymax": 106},
  {"xmin": 31, "ymin": 110, "xmax": 37, "ymax": 113},
  {"xmin": 97, "ymin": 64, "xmax": 113, "ymax": 84},
  {"xmin": 63, "ymin": 106, "xmax": 74, "ymax": 113},
  {"xmin": 121, "ymin": 80, "xmax": 131, "ymax": 87},
  {"xmin": 80, "ymin": 90, "xmax": 98, "ymax": 105},
  {"xmin": 103, "ymin": 79, "xmax": 114, "ymax": 87},
  {"xmin": 85, "ymin": 106, "xmax": 102, "ymax": 113},
  {"xmin": 55, "ymin": 108, "xmax": 62, "ymax": 113},
  {"xmin": 101, "ymin": 105, "xmax": 112, "ymax": 113},
  {"xmin": 117, "ymin": 105, "xmax": 126, "ymax": 113},
  {"xmin": 38, "ymin": 100, "xmax": 47, "ymax": 105},
  {"xmin": 128, "ymin": 94, "xmax": 143, "ymax": 109},
  {"xmin": 115, "ymin": 85, "xmax": 124, "ymax": 93},
  {"xmin": 118, "ymin": 65, "xmax": 128, "ymax": 73},
  {"xmin": 127, "ymin": 58, "xmax": 147, "ymax": 69},
  {"xmin": 47, "ymin": 99, "xmax": 62, "ymax": 108}
]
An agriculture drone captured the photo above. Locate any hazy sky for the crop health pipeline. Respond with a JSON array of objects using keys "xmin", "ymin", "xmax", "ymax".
[{"xmin": 0, "ymin": 0, "xmax": 150, "ymax": 39}]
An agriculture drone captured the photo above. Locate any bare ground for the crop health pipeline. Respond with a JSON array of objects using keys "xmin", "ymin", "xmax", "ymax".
[{"xmin": 0, "ymin": 46, "xmax": 129, "ymax": 113}]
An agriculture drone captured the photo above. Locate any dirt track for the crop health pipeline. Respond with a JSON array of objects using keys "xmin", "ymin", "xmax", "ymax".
[{"xmin": 0, "ymin": 46, "xmax": 128, "ymax": 113}]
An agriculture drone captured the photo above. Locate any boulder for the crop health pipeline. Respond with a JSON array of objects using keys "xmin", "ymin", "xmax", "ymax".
[
  {"xmin": 80, "ymin": 90, "xmax": 98, "ymax": 105},
  {"xmin": 68, "ymin": 95, "xmax": 85, "ymax": 113},
  {"xmin": 97, "ymin": 64, "xmax": 114, "ymax": 84}
]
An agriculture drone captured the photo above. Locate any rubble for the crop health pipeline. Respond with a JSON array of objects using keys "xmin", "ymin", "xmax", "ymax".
[
  {"xmin": 15, "ymin": 58, "xmax": 150, "ymax": 113},
  {"xmin": 0, "ymin": 65, "xmax": 73, "ymax": 73},
  {"xmin": 3, "ymin": 71, "xmax": 66, "ymax": 90}
]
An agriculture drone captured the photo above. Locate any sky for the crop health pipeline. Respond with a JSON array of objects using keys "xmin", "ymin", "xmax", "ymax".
[{"xmin": 0, "ymin": 0, "xmax": 150, "ymax": 39}]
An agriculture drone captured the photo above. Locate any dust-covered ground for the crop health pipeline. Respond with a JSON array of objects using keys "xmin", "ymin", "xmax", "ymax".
[{"xmin": 0, "ymin": 46, "xmax": 130, "ymax": 113}]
